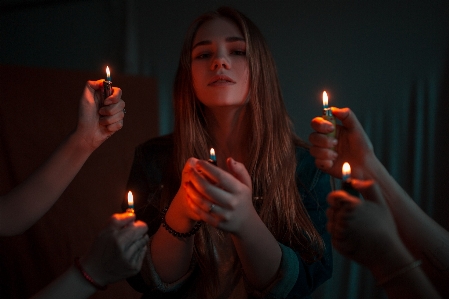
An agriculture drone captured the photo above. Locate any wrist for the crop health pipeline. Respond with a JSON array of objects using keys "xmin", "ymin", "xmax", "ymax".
[
  {"xmin": 68, "ymin": 129, "xmax": 97, "ymax": 155},
  {"xmin": 163, "ymin": 206, "xmax": 201, "ymax": 237},
  {"xmin": 368, "ymin": 238, "xmax": 415, "ymax": 281},
  {"xmin": 74, "ymin": 257, "xmax": 107, "ymax": 291}
]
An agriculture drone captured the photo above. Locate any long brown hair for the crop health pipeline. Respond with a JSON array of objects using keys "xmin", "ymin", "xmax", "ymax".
[{"xmin": 171, "ymin": 6, "xmax": 325, "ymax": 292}]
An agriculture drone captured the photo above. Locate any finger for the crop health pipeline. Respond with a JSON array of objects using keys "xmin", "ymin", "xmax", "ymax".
[
  {"xmin": 99, "ymin": 111, "xmax": 125, "ymax": 127},
  {"xmin": 226, "ymin": 158, "xmax": 251, "ymax": 188},
  {"xmin": 99, "ymin": 99, "xmax": 125, "ymax": 116},
  {"xmin": 104, "ymin": 87, "xmax": 123, "ymax": 105},
  {"xmin": 310, "ymin": 145, "xmax": 338, "ymax": 161},
  {"xmin": 184, "ymin": 179, "xmax": 217, "ymax": 214},
  {"xmin": 193, "ymin": 204, "xmax": 223, "ymax": 227},
  {"xmin": 309, "ymin": 132, "xmax": 338, "ymax": 149},
  {"xmin": 314, "ymin": 159, "xmax": 334, "ymax": 170},
  {"xmin": 310, "ymin": 116, "xmax": 336, "ymax": 133},
  {"xmin": 125, "ymin": 234, "xmax": 149, "ymax": 259},
  {"xmin": 327, "ymin": 190, "xmax": 361, "ymax": 208},
  {"xmin": 106, "ymin": 119, "xmax": 124, "ymax": 133},
  {"xmin": 117, "ymin": 224, "xmax": 149, "ymax": 253},
  {"xmin": 86, "ymin": 79, "xmax": 103, "ymax": 91},
  {"xmin": 132, "ymin": 244, "xmax": 148, "ymax": 271},
  {"xmin": 330, "ymin": 107, "xmax": 362, "ymax": 131},
  {"xmin": 195, "ymin": 160, "xmax": 242, "ymax": 194},
  {"xmin": 108, "ymin": 213, "xmax": 136, "ymax": 229},
  {"xmin": 187, "ymin": 166, "xmax": 230, "ymax": 207},
  {"xmin": 182, "ymin": 158, "xmax": 199, "ymax": 180},
  {"xmin": 351, "ymin": 179, "xmax": 385, "ymax": 205}
]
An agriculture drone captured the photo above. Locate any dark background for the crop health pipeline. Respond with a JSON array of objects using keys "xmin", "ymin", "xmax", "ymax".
[{"xmin": 1, "ymin": 1, "xmax": 449, "ymax": 298}]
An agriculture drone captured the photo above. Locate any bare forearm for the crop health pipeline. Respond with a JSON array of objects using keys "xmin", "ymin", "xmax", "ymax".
[
  {"xmin": 363, "ymin": 156, "xmax": 449, "ymax": 290},
  {"xmin": 30, "ymin": 266, "xmax": 97, "ymax": 299},
  {"xmin": 369, "ymin": 239, "xmax": 441, "ymax": 299},
  {"xmin": 231, "ymin": 212, "xmax": 282, "ymax": 291},
  {"xmin": 0, "ymin": 131, "xmax": 94, "ymax": 235},
  {"xmin": 150, "ymin": 201, "xmax": 196, "ymax": 283}
]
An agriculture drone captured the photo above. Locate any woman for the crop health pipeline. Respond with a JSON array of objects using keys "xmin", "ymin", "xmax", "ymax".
[{"xmin": 127, "ymin": 7, "xmax": 332, "ymax": 298}]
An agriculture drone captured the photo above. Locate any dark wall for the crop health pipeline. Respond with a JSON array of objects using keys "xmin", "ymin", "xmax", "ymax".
[
  {"xmin": 3, "ymin": 1, "xmax": 448, "ymax": 139},
  {"xmin": 1, "ymin": 1, "xmax": 449, "ymax": 298}
]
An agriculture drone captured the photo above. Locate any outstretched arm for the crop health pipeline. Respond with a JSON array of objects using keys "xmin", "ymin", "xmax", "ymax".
[
  {"xmin": 327, "ymin": 180, "xmax": 441, "ymax": 299},
  {"xmin": 0, "ymin": 80, "xmax": 125, "ymax": 236},
  {"xmin": 31, "ymin": 213, "xmax": 148, "ymax": 299},
  {"xmin": 310, "ymin": 107, "xmax": 449, "ymax": 295}
]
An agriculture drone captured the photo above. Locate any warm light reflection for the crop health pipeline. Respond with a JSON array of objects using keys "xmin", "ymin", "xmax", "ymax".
[
  {"xmin": 323, "ymin": 91, "xmax": 328, "ymax": 108},
  {"xmin": 342, "ymin": 162, "xmax": 351, "ymax": 181}
]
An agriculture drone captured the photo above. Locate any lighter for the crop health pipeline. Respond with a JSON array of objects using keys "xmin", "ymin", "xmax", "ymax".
[
  {"xmin": 208, "ymin": 148, "xmax": 217, "ymax": 166},
  {"xmin": 126, "ymin": 191, "xmax": 135, "ymax": 214},
  {"xmin": 103, "ymin": 66, "xmax": 113, "ymax": 105},
  {"xmin": 322, "ymin": 91, "xmax": 336, "ymax": 138},
  {"xmin": 341, "ymin": 162, "xmax": 359, "ymax": 197}
]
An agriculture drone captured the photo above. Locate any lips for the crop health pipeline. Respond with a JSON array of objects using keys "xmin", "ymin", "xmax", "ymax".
[{"xmin": 208, "ymin": 74, "xmax": 235, "ymax": 85}]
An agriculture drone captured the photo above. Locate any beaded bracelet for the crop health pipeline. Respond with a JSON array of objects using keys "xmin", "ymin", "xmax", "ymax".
[
  {"xmin": 161, "ymin": 206, "xmax": 202, "ymax": 238},
  {"xmin": 74, "ymin": 257, "xmax": 107, "ymax": 291},
  {"xmin": 377, "ymin": 260, "xmax": 422, "ymax": 286}
]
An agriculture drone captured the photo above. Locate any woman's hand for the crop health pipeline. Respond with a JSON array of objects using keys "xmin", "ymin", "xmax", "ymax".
[
  {"xmin": 80, "ymin": 213, "xmax": 149, "ymax": 286},
  {"xmin": 183, "ymin": 157, "xmax": 256, "ymax": 235},
  {"xmin": 309, "ymin": 107, "xmax": 375, "ymax": 179},
  {"xmin": 74, "ymin": 80, "xmax": 125, "ymax": 151}
]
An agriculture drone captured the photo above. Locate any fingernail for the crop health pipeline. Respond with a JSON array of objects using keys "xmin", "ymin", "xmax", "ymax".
[
  {"xmin": 328, "ymin": 125, "xmax": 335, "ymax": 132},
  {"xmin": 332, "ymin": 139, "xmax": 338, "ymax": 146}
]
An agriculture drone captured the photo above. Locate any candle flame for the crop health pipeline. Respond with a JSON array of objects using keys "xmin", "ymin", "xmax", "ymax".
[
  {"xmin": 323, "ymin": 91, "xmax": 328, "ymax": 108},
  {"xmin": 342, "ymin": 162, "xmax": 351, "ymax": 177},
  {"xmin": 210, "ymin": 148, "xmax": 215, "ymax": 157},
  {"xmin": 128, "ymin": 191, "xmax": 133, "ymax": 207},
  {"xmin": 106, "ymin": 66, "xmax": 110, "ymax": 79}
]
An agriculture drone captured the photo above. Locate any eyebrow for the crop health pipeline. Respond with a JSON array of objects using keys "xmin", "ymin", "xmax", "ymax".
[{"xmin": 192, "ymin": 36, "xmax": 245, "ymax": 50}]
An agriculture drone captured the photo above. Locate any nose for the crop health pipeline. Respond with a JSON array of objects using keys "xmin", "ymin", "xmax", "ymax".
[{"xmin": 210, "ymin": 53, "xmax": 230, "ymax": 70}]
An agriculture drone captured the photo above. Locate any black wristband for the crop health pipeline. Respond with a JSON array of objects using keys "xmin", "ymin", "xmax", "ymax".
[{"xmin": 161, "ymin": 206, "xmax": 202, "ymax": 238}]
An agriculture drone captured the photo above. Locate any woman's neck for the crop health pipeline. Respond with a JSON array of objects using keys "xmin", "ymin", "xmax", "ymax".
[{"xmin": 205, "ymin": 106, "xmax": 249, "ymax": 167}]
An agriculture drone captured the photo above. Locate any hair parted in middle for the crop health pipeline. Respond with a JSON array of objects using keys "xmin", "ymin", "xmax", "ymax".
[{"xmin": 170, "ymin": 6, "xmax": 325, "ymax": 290}]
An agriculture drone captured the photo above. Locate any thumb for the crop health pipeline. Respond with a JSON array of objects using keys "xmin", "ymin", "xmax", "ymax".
[
  {"xmin": 107, "ymin": 213, "xmax": 136, "ymax": 230},
  {"xmin": 351, "ymin": 179, "xmax": 386, "ymax": 206},
  {"xmin": 86, "ymin": 79, "xmax": 103, "ymax": 91},
  {"xmin": 226, "ymin": 157, "xmax": 252, "ymax": 188},
  {"xmin": 331, "ymin": 107, "xmax": 364, "ymax": 132}
]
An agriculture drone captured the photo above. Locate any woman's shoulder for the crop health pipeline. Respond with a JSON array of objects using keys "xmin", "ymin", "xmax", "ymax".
[
  {"xmin": 132, "ymin": 134, "xmax": 175, "ymax": 174},
  {"xmin": 136, "ymin": 134, "xmax": 174, "ymax": 153}
]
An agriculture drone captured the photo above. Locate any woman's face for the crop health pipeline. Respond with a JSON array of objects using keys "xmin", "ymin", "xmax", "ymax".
[{"xmin": 191, "ymin": 17, "xmax": 250, "ymax": 108}]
